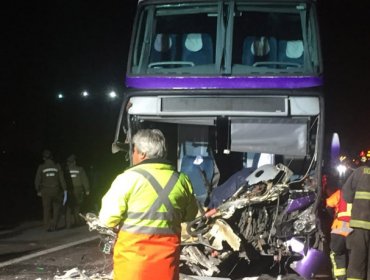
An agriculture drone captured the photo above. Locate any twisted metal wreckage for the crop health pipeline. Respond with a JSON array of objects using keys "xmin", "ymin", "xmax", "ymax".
[
  {"xmin": 54, "ymin": 163, "xmax": 326, "ymax": 280},
  {"xmin": 179, "ymin": 163, "xmax": 324, "ymax": 279}
]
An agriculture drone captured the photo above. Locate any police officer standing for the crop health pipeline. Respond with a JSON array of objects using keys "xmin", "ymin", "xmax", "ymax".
[
  {"xmin": 343, "ymin": 158, "xmax": 370, "ymax": 280},
  {"xmin": 34, "ymin": 150, "xmax": 67, "ymax": 232},
  {"xmin": 65, "ymin": 154, "xmax": 90, "ymax": 228}
]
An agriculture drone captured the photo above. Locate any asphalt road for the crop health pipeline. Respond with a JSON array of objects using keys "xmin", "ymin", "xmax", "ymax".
[
  {"xmin": 0, "ymin": 222, "xmax": 332, "ymax": 280},
  {"xmin": 1, "ymin": 240, "xmax": 112, "ymax": 280},
  {"xmin": 0, "ymin": 222, "xmax": 112, "ymax": 280}
]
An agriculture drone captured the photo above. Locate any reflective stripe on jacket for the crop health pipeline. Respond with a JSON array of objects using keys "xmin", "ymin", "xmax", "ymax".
[
  {"xmin": 99, "ymin": 160, "xmax": 198, "ymax": 280},
  {"xmin": 67, "ymin": 165, "xmax": 90, "ymax": 192},
  {"xmin": 122, "ymin": 168, "xmax": 181, "ymax": 234},
  {"xmin": 99, "ymin": 161, "xmax": 198, "ymax": 234},
  {"xmin": 326, "ymin": 189, "xmax": 352, "ymax": 236},
  {"xmin": 350, "ymin": 189, "xmax": 370, "ymax": 229},
  {"xmin": 343, "ymin": 166, "xmax": 370, "ymax": 230},
  {"xmin": 34, "ymin": 160, "xmax": 67, "ymax": 192},
  {"xmin": 337, "ymin": 191, "xmax": 352, "ymax": 222}
]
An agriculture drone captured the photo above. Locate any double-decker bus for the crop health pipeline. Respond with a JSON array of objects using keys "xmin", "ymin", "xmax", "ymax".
[{"xmin": 113, "ymin": 0, "xmax": 326, "ymax": 278}]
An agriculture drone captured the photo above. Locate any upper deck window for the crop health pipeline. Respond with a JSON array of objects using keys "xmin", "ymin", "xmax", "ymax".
[
  {"xmin": 129, "ymin": 1, "xmax": 321, "ymax": 76},
  {"xmin": 130, "ymin": 3, "xmax": 219, "ymax": 75},
  {"xmin": 232, "ymin": 5, "xmax": 303, "ymax": 74}
]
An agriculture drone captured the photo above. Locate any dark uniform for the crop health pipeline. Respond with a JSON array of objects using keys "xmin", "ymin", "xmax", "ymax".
[
  {"xmin": 65, "ymin": 154, "xmax": 90, "ymax": 228},
  {"xmin": 34, "ymin": 150, "xmax": 67, "ymax": 231},
  {"xmin": 343, "ymin": 165, "xmax": 370, "ymax": 280}
]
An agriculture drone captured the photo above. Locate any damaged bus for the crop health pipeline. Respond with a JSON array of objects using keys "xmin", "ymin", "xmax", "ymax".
[{"xmin": 112, "ymin": 0, "xmax": 326, "ymax": 278}]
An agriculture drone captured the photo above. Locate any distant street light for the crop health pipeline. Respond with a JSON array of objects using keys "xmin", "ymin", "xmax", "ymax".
[
  {"xmin": 108, "ymin": 91, "xmax": 117, "ymax": 99},
  {"xmin": 57, "ymin": 93, "xmax": 64, "ymax": 99},
  {"xmin": 82, "ymin": 91, "xmax": 89, "ymax": 97}
]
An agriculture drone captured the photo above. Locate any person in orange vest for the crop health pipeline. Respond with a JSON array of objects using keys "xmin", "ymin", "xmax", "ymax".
[
  {"xmin": 99, "ymin": 129, "xmax": 198, "ymax": 280},
  {"xmin": 326, "ymin": 185, "xmax": 352, "ymax": 280}
]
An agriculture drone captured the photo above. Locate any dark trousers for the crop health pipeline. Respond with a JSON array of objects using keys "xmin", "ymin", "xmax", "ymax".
[
  {"xmin": 41, "ymin": 188, "xmax": 62, "ymax": 230},
  {"xmin": 330, "ymin": 233, "xmax": 348, "ymax": 280},
  {"xmin": 347, "ymin": 228, "xmax": 370, "ymax": 280},
  {"xmin": 65, "ymin": 189, "xmax": 84, "ymax": 228}
]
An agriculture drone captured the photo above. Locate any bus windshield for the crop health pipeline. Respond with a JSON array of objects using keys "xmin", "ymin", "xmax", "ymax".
[{"xmin": 129, "ymin": 0, "xmax": 321, "ymax": 76}]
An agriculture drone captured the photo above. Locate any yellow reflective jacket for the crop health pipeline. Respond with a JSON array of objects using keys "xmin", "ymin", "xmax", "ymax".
[{"xmin": 99, "ymin": 160, "xmax": 198, "ymax": 235}]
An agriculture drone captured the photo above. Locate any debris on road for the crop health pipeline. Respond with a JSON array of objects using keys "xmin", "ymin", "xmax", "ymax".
[{"xmin": 53, "ymin": 267, "xmax": 113, "ymax": 280}]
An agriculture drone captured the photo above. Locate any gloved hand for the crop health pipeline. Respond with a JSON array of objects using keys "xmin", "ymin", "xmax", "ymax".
[{"xmin": 63, "ymin": 191, "xmax": 68, "ymax": 206}]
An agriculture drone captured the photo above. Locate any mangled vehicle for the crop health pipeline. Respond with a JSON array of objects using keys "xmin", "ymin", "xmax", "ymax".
[
  {"xmin": 108, "ymin": 117, "xmax": 326, "ymax": 279},
  {"xmin": 180, "ymin": 161, "xmax": 324, "ymax": 279}
]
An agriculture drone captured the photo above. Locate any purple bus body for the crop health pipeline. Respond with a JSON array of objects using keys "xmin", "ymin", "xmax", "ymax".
[
  {"xmin": 286, "ymin": 192, "xmax": 317, "ymax": 214},
  {"xmin": 126, "ymin": 76, "xmax": 323, "ymax": 89}
]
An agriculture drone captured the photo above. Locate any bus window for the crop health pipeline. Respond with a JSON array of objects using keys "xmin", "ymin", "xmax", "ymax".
[
  {"xmin": 231, "ymin": 4, "xmax": 307, "ymax": 73},
  {"xmin": 131, "ymin": 3, "xmax": 219, "ymax": 75}
]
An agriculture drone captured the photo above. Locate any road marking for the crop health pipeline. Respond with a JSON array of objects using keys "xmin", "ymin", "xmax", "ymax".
[{"xmin": 0, "ymin": 235, "xmax": 99, "ymax": 268}]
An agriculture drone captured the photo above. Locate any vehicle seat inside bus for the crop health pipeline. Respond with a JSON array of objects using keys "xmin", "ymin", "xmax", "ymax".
[
  {"xmin": 242, "ymin": 36, "xmax": 277, "ymax": 67},
  {"xmin": 277, "ymin": 40, "xmax": 304, "ymax": 67},
  {"xmin": 180, "ymin": 155, "xmax": 216, "ymax": 205},
  {"xmin": 149, "ymin": 33, "xmax": 178, "ymax": 63},
  {"xmin": 182, "ymin": 33, "xmax": 214, "ymax": 65}
]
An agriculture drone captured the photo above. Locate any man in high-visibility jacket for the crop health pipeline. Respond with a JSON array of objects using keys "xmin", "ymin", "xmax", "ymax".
[
  {"xmin": 343, "ymin": 163, "xmax": 370, "ymax": 280},
  {"xmin": 99, "ymin": 129, "xmax": 199, "ymax": 280},
  {"xmin": 326, "ymin": 188, "xmax": 352, "ymax": 280}
]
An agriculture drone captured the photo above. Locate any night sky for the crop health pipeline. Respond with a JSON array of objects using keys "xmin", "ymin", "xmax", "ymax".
[
  {"xmin": 318, "ymin": 0, "xmax": 370, "ymax": 155},
  {"xmin": 1, "ymin": 0, "xmax": 370, "ymax": 224}
]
